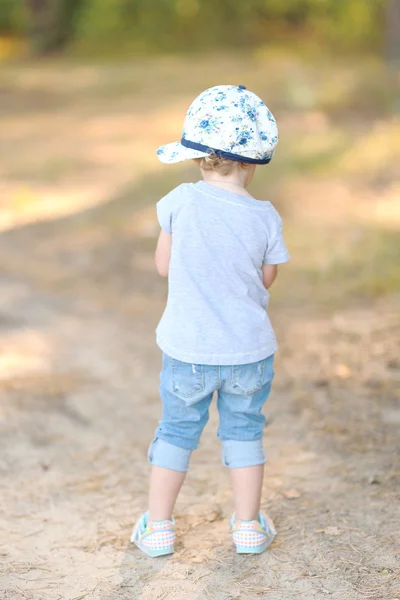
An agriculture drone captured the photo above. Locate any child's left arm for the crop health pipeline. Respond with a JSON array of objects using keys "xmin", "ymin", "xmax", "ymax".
[
  {"xmin": 262, "ymin": 264, "xmax": 278, "ymax": 289},
  {"xmin": 155, "ymin": 230, "xmax": 172, "ymax": 277},
  {"xmin": 263, "ymin": 214, "xmax": 290, "ymax": 285}
]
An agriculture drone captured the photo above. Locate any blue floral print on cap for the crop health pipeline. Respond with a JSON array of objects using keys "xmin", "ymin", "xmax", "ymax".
[{"xmin": 156, "ymin": 85, "xmax": 279, "ymax": 165}]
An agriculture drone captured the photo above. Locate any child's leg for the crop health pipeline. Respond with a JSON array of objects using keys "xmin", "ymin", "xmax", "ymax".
[
  {"xmin": 230, "ymin": 464, "xmax": 264, "ymax": 521},
  {"xmin": 146, "ymin": 357, "xmax": 215, "ymax": 521},
  {"xmin": 217, "ymin": 356, "xmax": 275, "ymax": 521},
  {"xmin": 147, "ymin": 400, "xmax": 213, "ymax": 520},
  {"xmin": 148, "ymin": 466, "xmax": 186, "ymax": 521}
]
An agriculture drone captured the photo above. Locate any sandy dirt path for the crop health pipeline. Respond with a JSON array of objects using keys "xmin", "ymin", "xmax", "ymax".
[{"xmin": 0, "ymin": 235, "xmax": 398, "ymax": 600}]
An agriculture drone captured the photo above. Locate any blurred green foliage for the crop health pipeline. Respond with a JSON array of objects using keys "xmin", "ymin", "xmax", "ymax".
[
  {"xmin": 0, "ymin": 0, "xmax": 25, "ymax": 34},
  {"xmin": 0, "ymin": 0, "xmax": 388, "ymax": 55}
]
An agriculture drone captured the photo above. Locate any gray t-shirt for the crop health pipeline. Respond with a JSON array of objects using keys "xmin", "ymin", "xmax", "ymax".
[{"xmin": 156, "ymin": 180, "xmax": 289, "ymax": 366}]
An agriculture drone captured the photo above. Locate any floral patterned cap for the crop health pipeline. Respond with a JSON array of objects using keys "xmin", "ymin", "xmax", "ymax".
[{"xmin": 157, "ymin": 84, "xmax": 278, "ymax": 165}]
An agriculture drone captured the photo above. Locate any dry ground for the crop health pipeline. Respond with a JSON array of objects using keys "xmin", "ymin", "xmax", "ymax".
[{"xmin": 0, "ymin": 53, "xmax": 399, "ymax": 600}]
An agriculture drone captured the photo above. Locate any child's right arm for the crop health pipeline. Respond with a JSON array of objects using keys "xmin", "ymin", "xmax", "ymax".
[
  {"xmin": 262, "ymin": 264, "xmax": 278, "ymax": 289},
  {"xmin": 155, "ymin": 230, "xmax": 172, "ymax": 277}
]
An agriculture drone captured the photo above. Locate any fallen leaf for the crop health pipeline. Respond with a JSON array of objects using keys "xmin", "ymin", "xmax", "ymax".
[
  {"xmin": 387, "ymin": 358, "xmax": 400, "ymax": 370},
  {"xmin": 316, "ymin": 526, "xmax": 342, "ymax": 536},
  {"xmin": 313, "ymin": 378, "xmax": 329, "ymax": 388},
  {"xmin": 368, "ymin": 475, "xmax": 381, "ymax": 484},
  {"xmin": 283, "ymin": 488, "xmax": 301, "ymax": 499}
]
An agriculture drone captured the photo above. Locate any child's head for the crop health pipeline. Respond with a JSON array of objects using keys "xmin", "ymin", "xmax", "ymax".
[{"xmin": 157, "ymin": 85, "xmax": 278, "ymax": 169}]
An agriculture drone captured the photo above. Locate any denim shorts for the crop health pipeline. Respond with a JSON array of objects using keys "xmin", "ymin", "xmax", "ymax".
[{"xmin": 148, "ymin": 353, "xmax": 275, "ymax": 472}]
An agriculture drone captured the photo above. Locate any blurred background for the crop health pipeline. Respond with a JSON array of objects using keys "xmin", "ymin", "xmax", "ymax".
[{"xmin": 0, "ymin": 2, "xmax": 399, "ymax": 600}]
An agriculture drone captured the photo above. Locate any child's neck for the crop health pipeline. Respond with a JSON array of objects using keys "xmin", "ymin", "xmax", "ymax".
[{"xmin": 201, "ymin": 170, "xmax": 253, "ymax": 198}]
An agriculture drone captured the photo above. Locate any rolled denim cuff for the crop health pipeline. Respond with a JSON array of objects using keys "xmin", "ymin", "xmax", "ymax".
[
  {"xmin": 222, "ymin": 439, "xmax": 266, "ymax": 468},
  {"xmin": 148, "ymin": 438, "xmax": 192, "ymax": 473}
]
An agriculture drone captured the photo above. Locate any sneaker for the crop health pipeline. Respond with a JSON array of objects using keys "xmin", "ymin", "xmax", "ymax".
[
  {"xmin": 231, "ymin": 511, "xmax": 276, "ymax": 554},
  {"xmin": 130, "ymin": 511, "xmax": 176, "ymax": 557}
]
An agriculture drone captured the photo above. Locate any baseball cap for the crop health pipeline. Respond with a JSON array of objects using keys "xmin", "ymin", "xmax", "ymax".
[{"xmin": 156, "ymin": 84, "xmax": 278, "ymax": 165}]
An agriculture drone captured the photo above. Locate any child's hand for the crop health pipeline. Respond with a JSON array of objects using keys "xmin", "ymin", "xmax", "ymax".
[
  {"xmin": 262, "ymin": 264, "xmax": 278, "ymax": 289},
  {"xmin": 155, "ymin": 230, "xmax": 172, "ymax": 277}
]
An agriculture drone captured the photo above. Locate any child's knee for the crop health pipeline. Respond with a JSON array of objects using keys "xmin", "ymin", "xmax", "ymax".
[
  {"xmin": 148, "ymin": 438, "xmax": 192, "ymax": 472},
  {"xmin": 222, "ymin": 439, "xmax": 266, "ymax": 468}
]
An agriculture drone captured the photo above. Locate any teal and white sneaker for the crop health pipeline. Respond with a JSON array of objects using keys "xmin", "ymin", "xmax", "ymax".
[
  {"xmin": 131, "ymin": 512, "xmax": 176, "ymax": 557},
  {"xmin": 231, "ymin": 512, "xmax": 276, "ymax": 554}
]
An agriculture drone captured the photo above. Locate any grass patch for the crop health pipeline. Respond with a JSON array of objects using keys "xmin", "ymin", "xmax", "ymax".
[
  {"xmin": 278, "ymin": 226, "xmax": 400, "ymax": 311},
  {"xmin": 286, "ymin": 132, "xmax": 351, "ymax": 175},
  {"xmin": 326, "ymin": 228, "xmax": 400, "ymax": 298}
]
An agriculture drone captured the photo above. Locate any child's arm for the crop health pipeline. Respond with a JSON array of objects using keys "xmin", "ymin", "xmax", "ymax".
[
  {"xmin": 262, "ymin": 264, "xmax": 278, "ymax": 289},
  {"xmin": 155, "ymin": 230, "xmax": 172, "ymax": 277}
]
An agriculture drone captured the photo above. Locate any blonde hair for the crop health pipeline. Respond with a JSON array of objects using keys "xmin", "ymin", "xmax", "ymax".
[{"xmin": 196, "ymin": 154, "xmax": 250, "ymax": 176}]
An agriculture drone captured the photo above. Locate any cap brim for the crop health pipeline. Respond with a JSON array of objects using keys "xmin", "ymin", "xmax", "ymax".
[{"xmin": 156, "ymin": 141, "xmax": 209, "ymax": 164}]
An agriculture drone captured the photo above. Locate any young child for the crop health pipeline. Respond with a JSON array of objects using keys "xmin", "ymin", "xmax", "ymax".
[{"xmin": 131, "ymin": 84, "xmax": 289, "ymax": 557}]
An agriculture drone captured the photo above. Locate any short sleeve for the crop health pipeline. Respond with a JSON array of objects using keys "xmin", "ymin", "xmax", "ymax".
[
  {"xmin": 264, "ymin": 221, "xmax": 290, "ymax": 265},
  {"xmin": 156, "ymin": 185, "xmax": 187, "ymax": 234},
  {"xmin": 156, "ymin": 195, "xmax": 173, "ymax": 234}
]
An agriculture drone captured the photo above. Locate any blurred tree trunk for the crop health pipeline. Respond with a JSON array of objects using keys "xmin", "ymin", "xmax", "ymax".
[
  {"xmin": 386, "ymin": 0, "xmax": 400, "ymax": 66},
  {"xmin": 25, "ymin": 0, "xmax": 79, "ymax": 55}
]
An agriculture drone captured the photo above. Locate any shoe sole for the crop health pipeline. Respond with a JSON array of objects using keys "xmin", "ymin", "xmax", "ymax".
[
  {"xmin": 235, "ymin": 543, "xmax": 268, "ymax": 554},
  {"xmin": 134, "ymin": 541, "xmax": 174, "ymax": 557}
]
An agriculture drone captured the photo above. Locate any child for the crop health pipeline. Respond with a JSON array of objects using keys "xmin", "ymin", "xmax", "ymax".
[{"xmin": 131, "ymin": 85, "xmax": 289, "ymax": 557}]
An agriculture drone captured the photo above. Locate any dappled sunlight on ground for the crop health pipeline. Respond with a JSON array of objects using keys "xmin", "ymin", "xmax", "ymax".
[
  {"xmin": 1, "ymin": 54, "xmax": 398, "ymax": 232},
  {"xmin": 0, "ymin": 95, "xmax": 190, "ymax": 229},
  {"xmin": 0, "ymin": 330, "xmax": 51, "ymax": 381}
]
